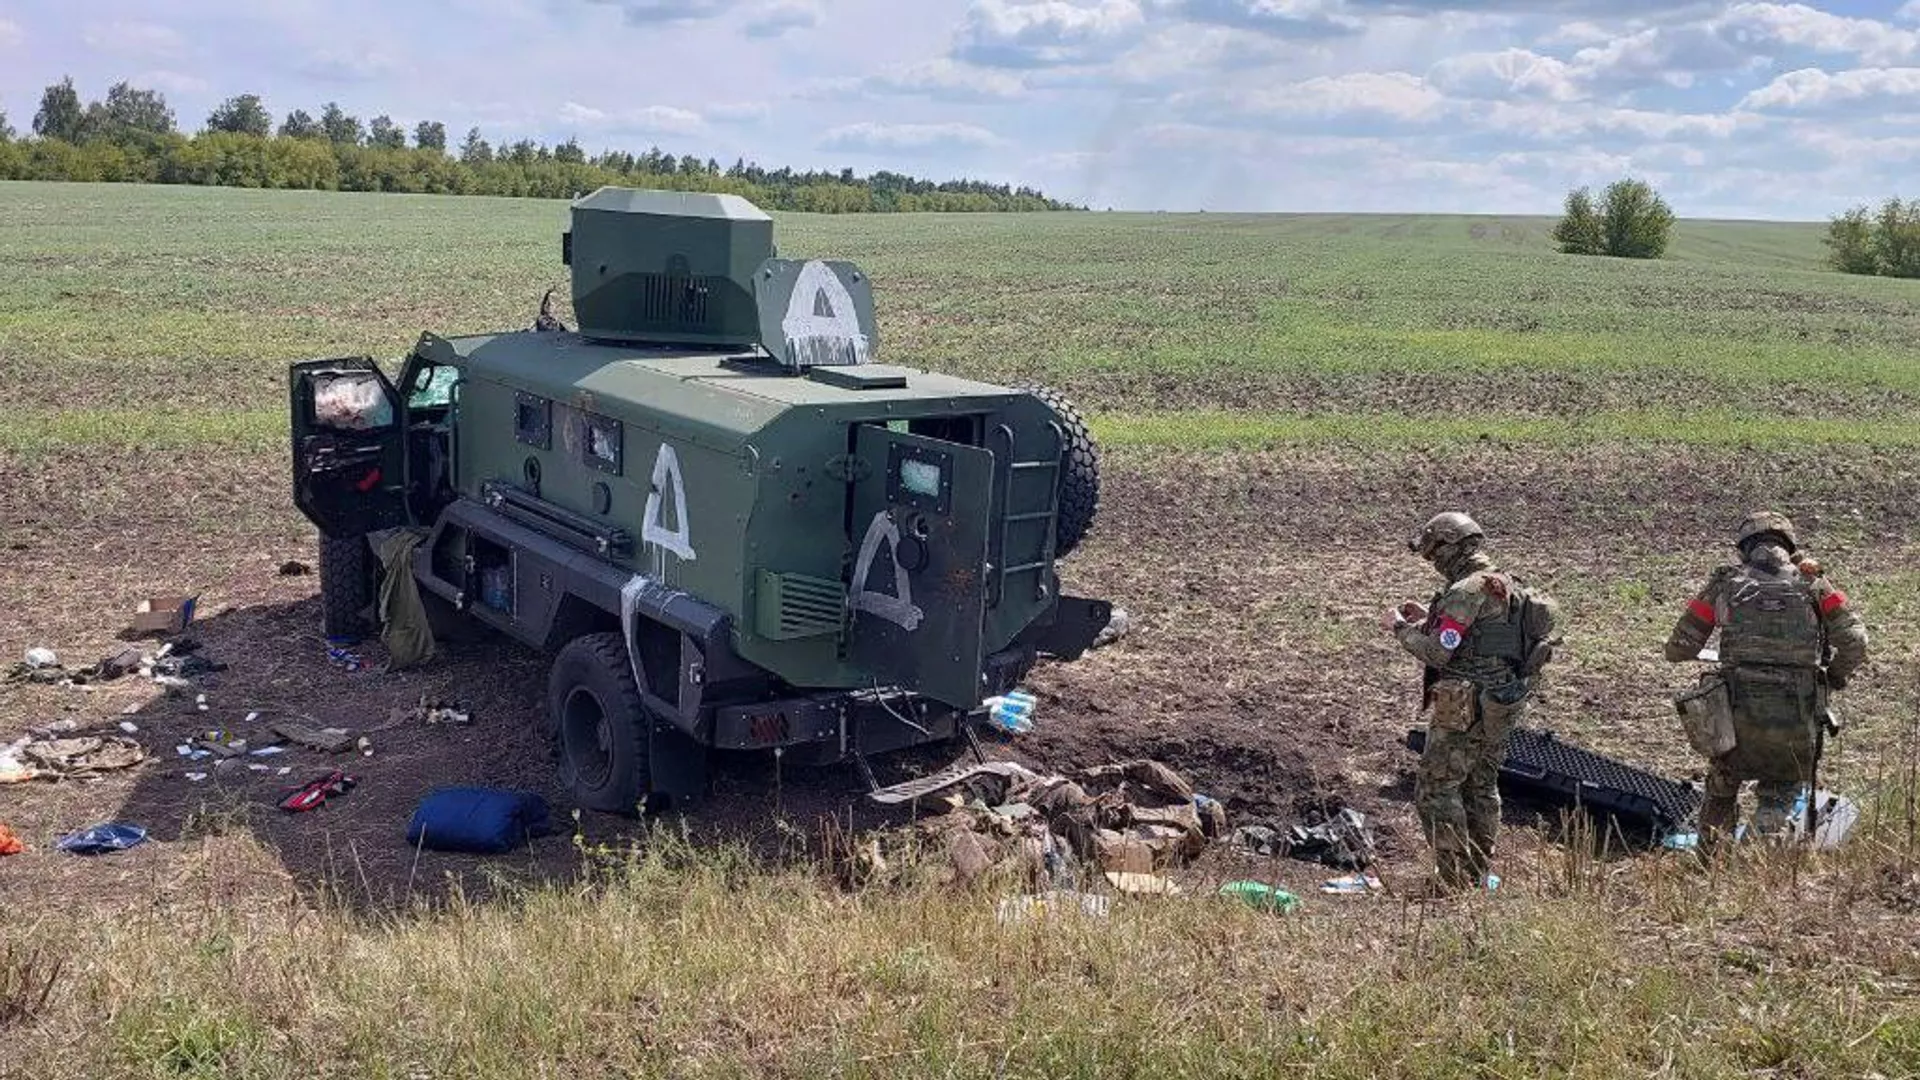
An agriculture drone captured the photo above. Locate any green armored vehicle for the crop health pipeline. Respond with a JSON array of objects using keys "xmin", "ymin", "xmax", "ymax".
[{"xmin": 287, "ymin": 187, "xmax": 1109, "ymax": 812}]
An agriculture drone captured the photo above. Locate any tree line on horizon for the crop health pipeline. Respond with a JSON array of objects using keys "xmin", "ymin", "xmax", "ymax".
[{"xmin": 0, "ymin": 76, "xmax": 1080, "ymax": 213}]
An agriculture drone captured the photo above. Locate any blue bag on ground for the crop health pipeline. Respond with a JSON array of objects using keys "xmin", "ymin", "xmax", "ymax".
[
  {"xmin": 406, "ymin": 787, "xmax": 552, "ymax": 853},
  {"xmin": 56, "ymin": 821, "xmax": 148, "ymax": 855}
]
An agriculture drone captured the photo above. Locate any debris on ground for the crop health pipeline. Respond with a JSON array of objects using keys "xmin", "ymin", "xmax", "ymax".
[
  {"xmin": 5, "ymin": 648, "xmax": 69, "ymax": 685},
  {"xmin": 1231, "ymin": 823, "xmax": 1284, "ymax": 856},
  {"xmin": 269, "ymin": 720, "xmax": 357, "ymax": 753},
  {"xmin": 1282, "ymin": 806, "xmax": 1378, "ymax": 869},
  {"xmin": 0, "ymin": 823, "xmax": 23, "ymax": 855},
  {"xmin": 55, "ymin": 822, "xmax": 148, "ymax": 855},
  {"xmin": 279, "ymin": 559, "xmax": 312, "ymax": 576},
  {"xmin": 394, "ymin": 697, "xmax": 473, "ymax": 727},
  {"xmin": 995, "ymin": 889, "xmax": 1111, "ymax": 924},
  {"xmin": 984, "ymin": 690, "xmax": 1037, "ymax": 734},
  {"xmin": 406, "ymin": 787, "xmax": 553, "ymax": 854},
  {"xmin": 1220, "ymin": 880, "xmax": 1300, "ymax": 913},
  {"xmin": 874, "ymin": 756, "xmax": 1227, "ymax": 891},
  {"xmin": 128, "ymin": 595, "xmax": 197, "ymax": 637},
  {"xmin": 1105, "ymin": 871, "xmax": 1182, "ymax": 896},
  {"xmin": 1091, "ymin": 606, "xmax": 1132, "ymax": 649},
  {"xmin": 326, "ymin": 645, "xmax": 366, "ymax": 673},
  {"xmin": 12, "ymin": 734, "xmax": 147, "ymax": 780},
  {"xmin": 280, "ymin": 770, "xmax": 357, "ymax": 812},
  {"xmin": 1321, "ymin": 873, "xmax": 1384, "ymax": 895}
]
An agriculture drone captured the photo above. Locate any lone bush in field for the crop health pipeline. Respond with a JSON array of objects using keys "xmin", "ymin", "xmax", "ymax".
[
  {"xmin": 1828, "ymin": 197, "xmax": 1920, "ymax": 278},
  {"xmin": 1552, "ymin": 188, "xmax": 1604, "ymax": 255},
  {"xmin": 1555, "ymin": 178, "xmax": 1673, "ymax": 259}
]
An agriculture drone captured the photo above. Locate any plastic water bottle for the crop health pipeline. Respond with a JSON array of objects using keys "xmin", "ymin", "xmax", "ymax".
[{"xmin": 984, "ymin": 690, "xmax": 1037, "ymax": 734}]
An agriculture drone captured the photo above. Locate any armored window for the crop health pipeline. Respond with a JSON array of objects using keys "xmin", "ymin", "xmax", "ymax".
[
  {"xmin": 514, "ymin": 392, "xmax": 551, "ymax": 449},
  {"xmin": 408, "ymin": 365, "xmax": 459, "ymax": 409},
  {"xmin": 581, "ymin": 412, "xmax": 622, "ymax": 474}
]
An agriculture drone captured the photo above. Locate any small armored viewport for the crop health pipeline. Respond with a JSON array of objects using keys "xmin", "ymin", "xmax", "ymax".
[
  {"xmin": 564, "ymin": 188, "xmax": 775, "ymax": 348},
  {"xmin": 564, "ymin": 185, "xmax": 879, "ymax": 370}
]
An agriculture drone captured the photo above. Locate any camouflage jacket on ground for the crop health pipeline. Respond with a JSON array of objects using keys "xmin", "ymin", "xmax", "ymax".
[
  {"xmin": 1395, "ymin": 552, "xmax": 1525, "ymax": 689},
  {"xmin": 1663, "ymin": 542, "xmax": 1868, "ymax": 685}
]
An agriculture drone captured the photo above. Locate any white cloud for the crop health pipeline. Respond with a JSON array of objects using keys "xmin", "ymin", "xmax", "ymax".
[
  {"xmin": 862, "ymin": 58, "xmax": 1028, "ymax": 100},
  {"xmin": 81, "ymin": 20, "xmax": 186, "ymax": 59},
  {"xmin": 0, "ymin": 18, "xmax": 22, "ymax": 49},
  {"xmin": 1201, "ymin": 71, "xmax": 1445, "ymax": 122},
  {"xmin": 819, "ymin": 121, "xmax": 1003, "ymax": 152},
  {"xmin": 707, "ymin": 101, "xmax": 770, "ymax": 122},
  {"xmin": 139, "ymin": 70, "xmax": 210, "ymax": 96},
  {"xmin": 586, "ymin": 0, "xmax": 735, "ymax": 25},
  {"xmin": 1719, "ymin": 2, "xmax": 1918, "ymax": 65},
  {"xmin": 1153, "ymin": 0, "xmax": 1362, "ymax": 38},
  {"xmin": 1428, "ymin": 49, "xmax": 1581, "ymax": 101},
  {"xmin": 559, "ymin": 101, "xmax": 706, "ymax": 134},
  {"xmin": 1902, "ymin": 0, "xmax": 1920, "ymax": 24},
  {"xmin": 952, "ymin": 0, "xmax": 1146, "ymax": 68},
  {"xmin": 1471, "ymin": 99, "xmax": 1748, "ymax": 141},
  {"xmin": 742, "ymin": 0, "xmax": 820, "ymax": 37},
  {"xmin": 1739, "ymin": 65, "xmax": 1920, "ymax": 111},
  {"xmin": 298, "ymin": 50, "xmax": 402, "ymax": 82}
]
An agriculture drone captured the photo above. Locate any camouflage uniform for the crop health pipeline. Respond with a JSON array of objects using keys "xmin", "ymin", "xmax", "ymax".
[
  {"xmin": 1665, "ymin": 511, "xmax": 1868, "ymax": 846},
  {"xmin": 1390, "ymin": 512, "xmax": 1540, "ymax": 891}
]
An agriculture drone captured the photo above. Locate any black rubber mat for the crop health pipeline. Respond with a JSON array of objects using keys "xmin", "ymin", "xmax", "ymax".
[{"xmin": 1406, "ymin": 726, "xmax": 1701, "ymax": 833}]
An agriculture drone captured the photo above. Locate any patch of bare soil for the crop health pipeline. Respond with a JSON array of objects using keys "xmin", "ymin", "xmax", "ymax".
[{"xmin": 2, "ymin": 442, "xmax": 1917, "ymax": 913}]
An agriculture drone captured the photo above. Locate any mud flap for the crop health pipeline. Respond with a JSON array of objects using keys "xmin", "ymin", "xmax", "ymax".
[
  {"xmin": 648, "ymin": 721, "xmax": 708, "ymax": 805},
  {"xmin": 1025, "ymin": 595, "xmax": 1114, "ymax": 661}
]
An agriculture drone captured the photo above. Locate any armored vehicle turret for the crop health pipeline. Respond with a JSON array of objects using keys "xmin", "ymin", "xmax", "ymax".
[{"xmin": 288, "ymin": 186, "xmax": 1108, "ymax": 812}]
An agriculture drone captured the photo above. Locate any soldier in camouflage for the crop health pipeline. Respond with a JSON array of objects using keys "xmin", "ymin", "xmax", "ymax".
[
  {"xmin": 1665, "ymin": 511, "xmax": 1868, "ymax": 847},
  {"xmin": 1385, "ymin": 512, "xmax": 1545, "ymax": 892}
]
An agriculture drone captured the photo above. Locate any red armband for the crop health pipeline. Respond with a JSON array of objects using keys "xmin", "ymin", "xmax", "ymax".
[
  {"xmin": 1434, "ymin": 615, "xmax": 1469, "ymax": 651},
  {"xmin": 1820, "ymin": 590, "xmax": 1847, "ymax": 615},
  {"xmin": 1686, "ymin": 598, "xmax": 1715, "ymax": 625}
]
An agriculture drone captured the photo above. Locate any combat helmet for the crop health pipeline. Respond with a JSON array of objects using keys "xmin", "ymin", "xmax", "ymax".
[
  {"xmin": 1736, "ymin": 510, "xmax": 1798, "ymax": 553},
  {"xmin": 1408, "ymin": 511, "xmax": 1484, "ymax": 560}
]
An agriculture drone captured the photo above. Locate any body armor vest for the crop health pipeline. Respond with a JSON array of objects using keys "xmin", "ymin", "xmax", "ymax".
[
  {"xmin": 1719, "ymin": 562, "xmax": 1822, "ymax": 668},
  {"xmin": 1429, "ymin": 576, "xmax": 1526, "ymax": 688}
]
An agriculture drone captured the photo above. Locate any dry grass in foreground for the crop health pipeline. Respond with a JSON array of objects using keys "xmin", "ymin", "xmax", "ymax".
[{"xmin": 7, "ymin": 784, "xmax": 1920, "ymax": 1080}]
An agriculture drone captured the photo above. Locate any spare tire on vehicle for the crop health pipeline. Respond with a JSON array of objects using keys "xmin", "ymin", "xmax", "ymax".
[{"xmin": 1023, "ymin": 385, "xmax": 1101, "ymax": 558}]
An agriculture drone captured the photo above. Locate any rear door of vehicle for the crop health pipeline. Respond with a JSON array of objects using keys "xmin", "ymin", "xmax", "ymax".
[
  {"xmin": 845, "ymin": 424, "xmax": 995, "ymax": 709},
  {"xmin": 289, "ymin": 357, "xmax": 409, "ymax": 538}
]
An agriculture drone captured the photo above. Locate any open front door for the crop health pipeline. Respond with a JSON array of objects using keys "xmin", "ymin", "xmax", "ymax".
[
  {"xmin": 289, "ymin": 357, "xmax": 409, "ymax": 539},
  {"xmin": 845, "ymin": 424, "xmax": 995, "ymax": 709}
]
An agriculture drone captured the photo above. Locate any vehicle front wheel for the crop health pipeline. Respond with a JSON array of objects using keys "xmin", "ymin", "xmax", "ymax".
[
  {"xmin": 318, "ymin": 531, "xmax": 376, "ymax": 642},
  {"xmin": 548, "ymin": 632, "xmax": 658, "ymax": 816}
]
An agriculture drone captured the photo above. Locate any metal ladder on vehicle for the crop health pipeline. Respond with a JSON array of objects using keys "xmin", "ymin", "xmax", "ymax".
[{"xmin": 988, "ymin": 420, "xmax": 1064, "ymax": 608}]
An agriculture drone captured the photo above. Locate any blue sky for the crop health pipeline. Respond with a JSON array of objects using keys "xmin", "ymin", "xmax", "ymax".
[{"xmin": 1, "ymin": 0, "xmax": 1917, "ymax": 217}]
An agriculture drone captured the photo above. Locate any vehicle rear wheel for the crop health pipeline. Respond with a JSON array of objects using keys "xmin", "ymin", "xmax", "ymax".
[
  {"xmin": 548, "ymin": 632, "xmax": 658, "ymax": 816},
  {"xmin": 318, "ymin": 531, "xmax": 375, "ymax": 642},
  {"xmin": 1025, "ymin": 385, "xmax": 1100, "ymax": 558}
]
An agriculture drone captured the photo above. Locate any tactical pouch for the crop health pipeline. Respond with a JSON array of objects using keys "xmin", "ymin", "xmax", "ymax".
[
  {"xmin": 1429, "ymin": 679, "xmax": 1477, "ymax": 733},
  {"xmin": 1673, "ymin": 673, "xmax": 1736, "ymax": 758}
]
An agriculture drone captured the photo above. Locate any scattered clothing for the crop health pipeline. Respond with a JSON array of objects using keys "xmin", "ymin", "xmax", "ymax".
[
  {"xmin": 18, "ymin": 735, "xmax": 147, "ymax": 779},
  {"xmin": 0, "ymin": 823, "xmax": 23, "ymax": 856}
]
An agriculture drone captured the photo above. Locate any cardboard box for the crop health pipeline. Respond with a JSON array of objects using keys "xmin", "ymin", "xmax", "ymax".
[{"xmin": 130, "ymin": 595, "xmax": 197, "ymax": 636}]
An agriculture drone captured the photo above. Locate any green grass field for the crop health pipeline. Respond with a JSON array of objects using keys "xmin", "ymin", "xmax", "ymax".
[{"xmin": 6, "ymin": 180, "xmax": 1920, "ymax": 1079}]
